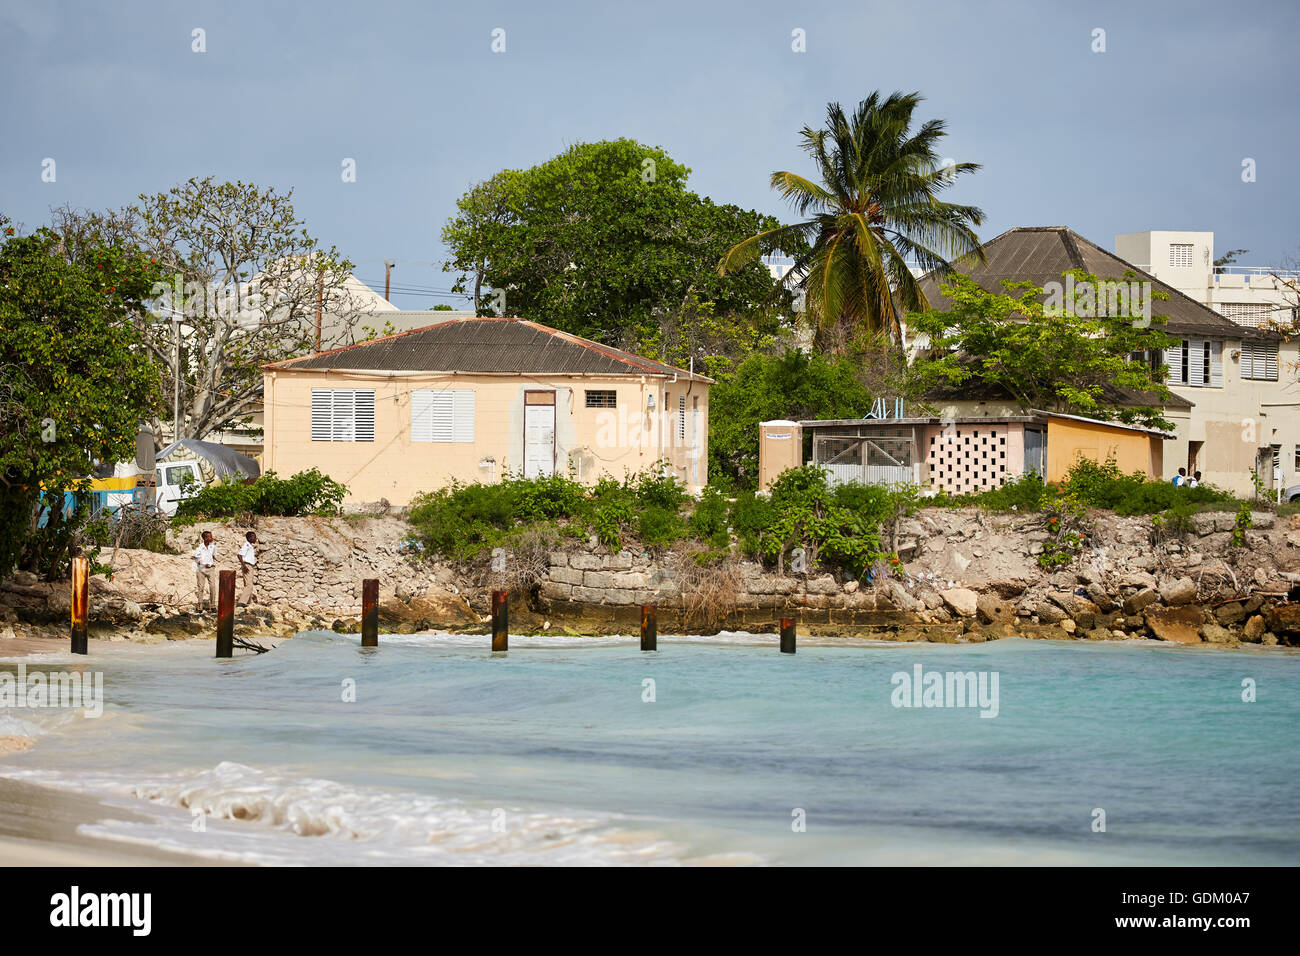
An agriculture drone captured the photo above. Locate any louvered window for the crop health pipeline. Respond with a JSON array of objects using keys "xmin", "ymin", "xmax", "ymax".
[
  {"xmin": 311, "ymin": 389, "xmax": 375, "ymax": 441},
  {"xmin": 1241, "ymin": 341, "xmax": 1279, "ymax": 381},
  {"xmin": 410, "ymin": 389, "xmax": 475, "ymax": 442},
  {"xmin": 585, "ymin": 390, "xmax": 617, "ymax": 408},
  {"xmin": 1169, "ymin": 243, "xmax": 1194, "ymax": 268},
  {"xmin": 1167, "ymin": 339, "xmax": 1222, "ymax": 388},
  {"xmin": 678, "ymin": 395, "xmax": 686, "ymax": 441}
]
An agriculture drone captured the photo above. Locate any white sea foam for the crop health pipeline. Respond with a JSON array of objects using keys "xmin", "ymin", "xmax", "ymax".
[{"xmin": 0, "ymin": 762, "xmax": 716, "ymax": 866}]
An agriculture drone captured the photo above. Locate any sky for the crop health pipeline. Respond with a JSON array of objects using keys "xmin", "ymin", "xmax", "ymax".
[{"xmin": 2, "ymin": 0, "xmax": 1296, "ymax": 308}]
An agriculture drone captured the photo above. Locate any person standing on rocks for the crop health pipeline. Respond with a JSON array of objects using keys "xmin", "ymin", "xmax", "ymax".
[
  {"xmin": 194, "ymin": 531, "xmax": 217, "ymax": 611},
  {"xmin": 238, "ymin": 531, "xmax": 259, "ymax": 606}
]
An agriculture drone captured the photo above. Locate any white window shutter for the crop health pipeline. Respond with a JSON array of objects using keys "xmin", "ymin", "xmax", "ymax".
[
  {"xmin": 1209, "ymin": 341, "xmax": 1222, "ymax": 387},
  {"xmin": 1166, "ymin": 345, "xmax": 1182, "ymax": 384},
  {"xmin": 411, "ymin": 389, "xmax": 473, "ymax": 442},
  {"xmin": 453, "ymin": 391, "xmax": 475, "ymax": 443},
  {"xmin": 311, "ymin": 389, "xmax": 332, "ymax": 441},
  {"xmin": 1187, "ymin": 340, "xmax": 1204, "ymax": 386},
  {"xmin": 1266, "ymin": 343, "xmax": 1278, "ymax": 379}
]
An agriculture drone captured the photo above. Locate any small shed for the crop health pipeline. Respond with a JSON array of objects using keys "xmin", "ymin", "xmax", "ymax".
[{"xmin": 792, "ymin": 411, "xmax": 1169, "ymax": 493}]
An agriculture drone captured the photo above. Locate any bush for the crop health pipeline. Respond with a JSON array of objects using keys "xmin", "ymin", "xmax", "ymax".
[
  {"xmin": 175, "ymin": 468, "xmax": 347, "ymax": 520},
  {"xmin": 689, "ymin": 485, "xmax": 731, "ymax": 548},
  {"xmin": 638, "ymin": 505, "xmax": 686, "ymax": 548},
  {"xmin": 729, "ymin": 490, "xmax": 773, "ymax": 557}
]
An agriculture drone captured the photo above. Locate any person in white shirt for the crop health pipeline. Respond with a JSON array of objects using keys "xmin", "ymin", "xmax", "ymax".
[
  {"xmin": 237, "ymin": 531, "xmax": 258, "ymax": 606},
  {"xmin": 1189, "ymin": 471, "xmax": 1201, "ymax": 488},
  {"xmin": 193, "ymin": 531, "xmax": 217, "ymax": 610}
]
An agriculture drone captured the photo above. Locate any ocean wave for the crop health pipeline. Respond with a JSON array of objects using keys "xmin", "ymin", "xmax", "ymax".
[{"xmin": 0, "ymin": 762, "xmax": 722, "ymax": 866}]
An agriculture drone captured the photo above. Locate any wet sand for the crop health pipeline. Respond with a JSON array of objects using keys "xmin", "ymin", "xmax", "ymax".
[{"xmin": 0, "ymin": 775, "xmax": 230, "ymax": 866}]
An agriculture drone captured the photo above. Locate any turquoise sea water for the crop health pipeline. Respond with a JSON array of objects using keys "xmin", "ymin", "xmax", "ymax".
[{"xmin": 1, "ymin": 633, "xmax": 1297, "ymax": 865}]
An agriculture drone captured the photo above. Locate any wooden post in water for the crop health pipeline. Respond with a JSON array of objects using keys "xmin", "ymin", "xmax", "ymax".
[
  {"xmin": 361, "ymin": 578, "xmax": 379, "ymax": 647},
  {"xmin": 640, "ymin": 604, "xmax": 657, "ymax": 651},
  {"xmin": 491, "ymin": 589, "xmax": 508, "ymax": 652},
  {"xmin": 779, "ymin": 617, "xmax": 796, "ymax": 654},
  {"xmin": 216, "ymin": 570, "xmax": 235, "ymax": 658},
  {"xmin": 70, "ymin": 556, "xmax": 89, "ymax": 655}
]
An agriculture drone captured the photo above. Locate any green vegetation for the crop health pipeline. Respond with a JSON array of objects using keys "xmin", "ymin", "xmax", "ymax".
[
  {"xmin": 174, "ymin": 469, "xmax": 347, "ymax": 521},
  {"xmin": 907, "ymin": 270, "xmax": 1176, "ymax": 431},
  {"xmin": 407, "ymin": 465, "xmax": 921, "ymax": 581},
  {"xmin": 718, "ymin": 91, "xmax": 984, "ymax": 352},
  {"xmin": 706, "ymin": 350, "xmax": 876, "ymax": 490},
  {"xmin": 0, "ymin": 216, "xmax": 163, "ymax": 580},
  {"xmin": 441, "ymin": 138, "xmax": 793, "ymax": 351}
]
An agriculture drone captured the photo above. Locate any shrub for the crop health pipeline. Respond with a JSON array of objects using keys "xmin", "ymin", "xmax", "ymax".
[
  {"xmin": 689, "ymin": 485, "xmax": 731, "ymax": 548},
  {"xmin": 175, "ymin": 468, "xmax": 347, "ymax": 520},
  {"xmin": 729, "ymin": 490, "xmax": 773, "ymax": 557},
  {"xmin": 638, "ymin": 505, "xmax": 686, "ymax": 548}
]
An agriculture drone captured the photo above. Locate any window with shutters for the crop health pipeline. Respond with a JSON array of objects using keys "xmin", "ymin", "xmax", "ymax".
[
  {"xmin": 585, "ymin": 390, "xmax": 617, "ymax": 408},
  {"xmin": 678, "ymin": 395, "xmax": 686, "ymax": 441},
  {"xmin": 410, "ymin": 389, "xmax": 475, "ymax": 442},
  {"xmin": 1241, "ymin": 341, "xmax": 1279, "ymax": 381},
  {"xmin": 1166, "ymin": 339, "xmax": 1222, "ymax": 388},
  {"xmin": 1169, "ymin": 243, "xmax": 1194, "ymax": 268},
  {"xmin": 311, "ymin": 389, "xmax": 375, "ymax": 441}
]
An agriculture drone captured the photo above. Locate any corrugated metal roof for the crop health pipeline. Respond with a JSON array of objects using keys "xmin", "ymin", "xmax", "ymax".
[
  {"xmin": 916, "ymin": 226, "xmax": 1266, "ymax": 340},
  {"xmin": 265, "ymin": 317, "xmax": 713, "ymax": 382}
]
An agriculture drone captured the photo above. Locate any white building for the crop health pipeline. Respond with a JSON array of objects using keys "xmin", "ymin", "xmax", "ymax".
[{"xmin": 1116, "ymin": 231, "xmax": 1300, "ymax": 497}]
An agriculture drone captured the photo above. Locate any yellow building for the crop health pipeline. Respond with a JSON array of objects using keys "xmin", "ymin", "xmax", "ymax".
[
  {"xmin": 262, "ymin": 317, "xmax": 711, "ymax": 506},
  {"xmin": 781, "ymin": 411, "xmax": 1168, "ymax": 493}
]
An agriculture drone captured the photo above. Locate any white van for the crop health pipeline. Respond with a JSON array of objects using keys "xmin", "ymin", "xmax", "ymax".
[{"xmin": 155, "ymin": 460, "xmax": 205, "ymax": 515}]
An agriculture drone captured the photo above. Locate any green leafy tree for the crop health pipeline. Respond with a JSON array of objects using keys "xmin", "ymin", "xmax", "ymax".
[
  {"xmin": 907, "ymin": 271, "xmax": 1176, "ymax": 429},
  {"xmin": 718, "ymin": 91, "xmax": 985, "ymax": 352},
  {"xmin": 0, "ymin": 217, "xmax": 162, "ymax": 578},
  {"xmin": 52, "ymin": 178, "xmax": 363, "ymax": 443},
  {"xmin": 707, "ymin": 350, "xmax": 876, "ymax": 490},
  {"xmin": 442, "ymin": 139, "xmax": 792, "ymax": 346}
]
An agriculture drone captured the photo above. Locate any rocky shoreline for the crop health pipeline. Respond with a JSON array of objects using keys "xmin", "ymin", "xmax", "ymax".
[{"xmin": 2, "ymin": 508, "xmax": 1299, "ymax": 649}]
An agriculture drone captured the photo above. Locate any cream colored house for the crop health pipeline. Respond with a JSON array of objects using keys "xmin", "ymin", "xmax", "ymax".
[{"xmin": 262, "ymin": 317, "xmax": 711, "ymax": 506}]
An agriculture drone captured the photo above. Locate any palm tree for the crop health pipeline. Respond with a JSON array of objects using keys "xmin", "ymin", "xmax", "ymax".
[{"xmin": 720, "ymin": 91, "xmax": 985, "ymax": 351}]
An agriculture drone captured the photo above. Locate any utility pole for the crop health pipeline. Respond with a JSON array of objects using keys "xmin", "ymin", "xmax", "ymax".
[
  {"xmin": 384, "ymin": 259, "xmax": 396, "ymax": 301},
  {"xmin": 315, "ymin": 273, "xmax": 324, "ymax": 351},
  {"xmin": 173, "ymin": 316, "xmax": 182, "ymax": 441}
]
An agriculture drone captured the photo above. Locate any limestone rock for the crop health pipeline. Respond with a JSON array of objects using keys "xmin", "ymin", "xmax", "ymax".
[
  {"xmin": 1123, "ymin": 588, "xmax": 1159, "ymax": 616},
  {"xmin": 1213, "ymin": 603, "xmax": 1246, "ymax": 626},
  {"xmin": 976, "ymin": 592, "xmax": 1015, "ymax": 625},
  {"xmin": 939, "ymin": 588, "xmax": 978, "ymax": 618},
  {"xmin": 1144, "ymin": 605, "xmax": 1205, "ymax": 643},
  {"xmin": 1199, "ymin": 622, "xmax": 1233, "ymax": 644},
  {"xmin": 1159, "ymin": 576, "xmax": 1197, "ymax": 606},
  {"xmin": 1242, "ymin": 614, "xmax": 1266, "ymax": 642}
]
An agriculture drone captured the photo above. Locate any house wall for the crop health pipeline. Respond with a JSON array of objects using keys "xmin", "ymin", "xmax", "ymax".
[
  {"xmin": 921, "ymin": 421, "xmax": 1022, "ymax": 493},
  {"xmin": 1045, "ymin": 418, "xmax": 1157, "ymax": 481},
  {"xmin": 263, "ymin": 370, "xmax": 708, "ymax": 505}
]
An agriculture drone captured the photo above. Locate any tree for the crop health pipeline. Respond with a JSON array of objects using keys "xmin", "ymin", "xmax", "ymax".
[
  {"xmin": 1213, "ymin": 248, "xmax": 1248, "ymax": 272},
  {"xmin": 441, "ymin": 139, "xmax": 792, "ymax": 347},
  {"xmin": 718, "ymin": 91, "xmax": 985, "ymax": 352},
  {"xmin": 906, "ymin": 271, "xmax": 1176, "ymax": 429},
  {"xmin": 0, "ymin": 217, "xmax": 162, "ymax": 579},
  {"xmin": 707, "ymin": 350, "xmax": 876, "ymax": 490},
  {"xmin": 53, "ymin": 178, "xmax": 365, "ymax": 444}
]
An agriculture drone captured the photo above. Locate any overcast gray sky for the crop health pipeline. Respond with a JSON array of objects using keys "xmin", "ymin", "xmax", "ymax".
[{"xmin": 2, "ymin": 0, "xmax": 1295, "ymax": 308}]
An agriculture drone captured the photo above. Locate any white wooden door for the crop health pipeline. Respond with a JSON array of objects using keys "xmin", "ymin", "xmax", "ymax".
[{"xmin": 524, "ymin": 403, "xmax": 555, "ymax": 478}]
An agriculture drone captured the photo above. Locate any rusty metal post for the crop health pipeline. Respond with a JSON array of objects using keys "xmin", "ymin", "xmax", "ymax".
[
  {"xmin": 491, "ymin": 589, "xmax": 508, "ymax": 652},
  {"xmin": 216, "ymin": 569, "xmax": 235, "ymax": 658},
  {"xmin": 361, "ymin": 578, "xmax": 379, "ymax": 647},
  {"xmin": 640, "ymin": 604, "xmax": 657, "ymax": 651},
  {"xmin": 780, "ymin": 617, "xmax": 796, "ymax": 654},
  {"xmin": 70, "ymin": 556, "xmax": 89, "ymax": 655}
]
